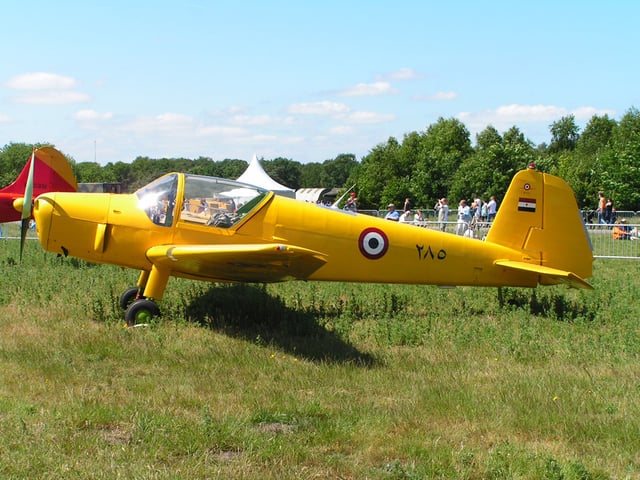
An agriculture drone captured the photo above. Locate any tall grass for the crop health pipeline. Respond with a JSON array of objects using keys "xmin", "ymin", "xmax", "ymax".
[{"xmin": 0, "ymin": 238, "xmax": 637, "ymax": 478}]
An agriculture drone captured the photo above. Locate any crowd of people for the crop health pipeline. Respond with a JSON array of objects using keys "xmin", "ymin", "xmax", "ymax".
[
  {"xmin": 340, "ymin": 187, "xmax": 639, "ymax": 244},
  {"xmin": 381, "ymin": 194, "xmax": 499, "ymax": 237}
]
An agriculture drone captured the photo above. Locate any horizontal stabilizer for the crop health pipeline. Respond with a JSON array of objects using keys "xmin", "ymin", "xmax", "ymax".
[
  {"xmin": 146, "ymin": 243, "xmax": 328, "ymax": 283},
  {"xmin": 495, "ymin": 260, "xmax": 593, "ymax": 290}
]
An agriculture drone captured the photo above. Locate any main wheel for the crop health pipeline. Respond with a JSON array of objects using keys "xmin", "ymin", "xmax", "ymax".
[
  {"xmin": 119, "ymin": 287, "xmax": 142, "ymax": 310},
  {"xmin": 125, "ymin": 299, "xmax": 160, "ymax": 326}
]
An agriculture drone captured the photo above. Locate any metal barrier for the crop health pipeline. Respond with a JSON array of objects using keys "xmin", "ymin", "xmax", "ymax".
[
  {"xmin": 402, "ymin": 220, "xmax": 640, "ymax": 259},
  {"xmin": 403, "ymin": 220, "xmax": 489, "ymax": 239},
  {"xmin": 585, "ymin": 223, "xmax": 640, "ymax": 259}
]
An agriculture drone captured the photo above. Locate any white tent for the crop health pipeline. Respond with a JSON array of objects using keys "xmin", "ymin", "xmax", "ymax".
[{"xmin": 236, "ymin": 155, "xmax": 295, "ymax": 198}]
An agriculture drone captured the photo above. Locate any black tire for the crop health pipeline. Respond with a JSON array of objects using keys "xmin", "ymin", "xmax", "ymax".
[
  {"xmin": 119, "ymin": 287, "xmax": 142, "ymax": 310},
  {"xmin": 125, "ymin": 299, "xmax": 160, "ymax": 326}
]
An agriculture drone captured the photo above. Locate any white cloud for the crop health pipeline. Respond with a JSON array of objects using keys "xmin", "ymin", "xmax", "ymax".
[
  {"xmin": 338, "ymin": 81, "xmax": 396, "ymax": 97},
  {"xmin": 571, "ymin": 106, "xmax": 616, "ymax": 120},
  {"xmin": 197, "ymin": 125, "xmax": 247, "ymax": 137},
  {"xmin": 6, "ymin": 72, "xmax": 77, "ymax": 90},
  {"xmin": 6, "ymin": 72, "xmax": 89, "ymax": 105},
  {"xmin": 288, "ymin": 101, "xmax": 350, "ymax": 115},
  {"xmin": 494, "ymin": 104, "xmax": 568, "ymax": 122},
  {"xmin": 226, "ymin": 105, "xmax": 246, "ymax": 114},
  {"xmin": 229, "ymin": 114, "xmax": 295, "ymax": 126},
  {"xmin": 0, "ymin": 113, "xmax": 11, "ymax": 123},
  {"xmin": 459, "ymin": 104, "xmax": 616, "ymax": 127},
  {"xmin": 329, "ymin": 125, "xmax": 355, "ymax": 135},
  {"xmin": 74, "ymin": 109, "xmax": 113, "ymax": 121},
  {"xmin": 125, "ymin": 113, "xmax": 195, "ymax": 133},
  {"xmin": 456, "ymin": 103, "xmax": 619, "ymax": 144},
  {"xmin": 14, "ymin": 91, "xmax": 90, "ymax": 105},
  {"xmin": 379, "ymin": 68, "xmax": 421, "ymax": 81}
]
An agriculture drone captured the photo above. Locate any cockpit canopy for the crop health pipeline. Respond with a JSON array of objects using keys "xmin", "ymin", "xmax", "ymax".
[{"xmin": 136, "ymin": 173, "xmax": 269, "ymax": 228}]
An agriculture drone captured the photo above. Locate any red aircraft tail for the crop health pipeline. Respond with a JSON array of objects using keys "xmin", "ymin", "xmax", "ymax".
[{"xmin": 1, "ymin": 146, "xmax": 78, "ymax": 197}]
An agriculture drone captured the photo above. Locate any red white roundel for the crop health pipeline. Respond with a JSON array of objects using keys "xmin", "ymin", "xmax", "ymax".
[{"xmin": 359, "ymin": 227, "xmax": 389, "ymax": 260}]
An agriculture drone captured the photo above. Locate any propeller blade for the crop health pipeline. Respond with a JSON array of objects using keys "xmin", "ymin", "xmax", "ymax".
[{"xmin": 19, "ymin": 148, "xmax": 36, "ymax": 260}]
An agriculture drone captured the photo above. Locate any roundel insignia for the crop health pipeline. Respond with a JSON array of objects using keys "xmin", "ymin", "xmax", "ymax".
[
  {"xmin": 359, "ymin": 227, "xmax": 389, "ymax": 260},
  {"xmin": 524, "ymin": 183, "xmax": 531, "ymax": 191}
]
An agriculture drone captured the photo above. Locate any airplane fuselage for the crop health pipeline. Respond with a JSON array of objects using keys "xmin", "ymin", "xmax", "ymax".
[{"xmin": 35, "ymin": 188, "xmax": 538, "ymax": 290}]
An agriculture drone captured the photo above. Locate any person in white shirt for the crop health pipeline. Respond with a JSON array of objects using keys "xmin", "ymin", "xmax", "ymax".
[
  {"xmin": 435, "ymin": 197, "xmax": 449, "ymax": 231},
  {"xmin": 399, "ymin": 210, "xmax": 413, "ymax": 223},
  {"xmin": 456, "ymin": 199, "xmax": 471, "ymax": 235}
]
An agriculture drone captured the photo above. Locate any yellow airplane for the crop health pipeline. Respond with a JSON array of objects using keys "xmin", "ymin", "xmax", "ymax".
[{"xmin": 31, "ymin": 164, "xmax": 593, "ymax": 324}]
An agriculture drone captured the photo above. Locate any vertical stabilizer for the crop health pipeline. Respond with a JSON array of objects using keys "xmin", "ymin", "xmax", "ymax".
[{"xmin": 485, "ymin": 167, "xmax": 593, "ymax": 283}]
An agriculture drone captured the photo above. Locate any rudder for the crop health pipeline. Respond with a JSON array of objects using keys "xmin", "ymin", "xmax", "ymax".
[{"xmin": 485, "ymin": 166, "xmax": 593, "ymax": 283}]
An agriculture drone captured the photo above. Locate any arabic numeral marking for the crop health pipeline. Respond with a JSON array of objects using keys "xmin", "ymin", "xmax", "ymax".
[{"xmin": 416, "ymin": 244, "xmax": 446, "ymax": 261}]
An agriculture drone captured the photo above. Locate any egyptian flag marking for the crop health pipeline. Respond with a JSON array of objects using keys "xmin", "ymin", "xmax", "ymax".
[{"xmin": 518, "ymin": 197, "xmax": 536, "ymax": 212}]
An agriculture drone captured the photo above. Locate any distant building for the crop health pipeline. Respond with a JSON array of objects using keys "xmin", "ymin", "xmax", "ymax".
[{"xmin": 78, "ymin": 182, "xmax": 122, "ymax": 194}]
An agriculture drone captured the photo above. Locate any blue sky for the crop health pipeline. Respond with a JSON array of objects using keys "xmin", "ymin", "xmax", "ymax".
[{"xmin": 1, "ymin": 1, "xmax": 638, "ymax": 165}]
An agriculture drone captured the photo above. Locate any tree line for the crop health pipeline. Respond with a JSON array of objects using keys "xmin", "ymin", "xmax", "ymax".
[{"xmin": 1, "ymin": 106, "xmax": 639, "ymax": 211}]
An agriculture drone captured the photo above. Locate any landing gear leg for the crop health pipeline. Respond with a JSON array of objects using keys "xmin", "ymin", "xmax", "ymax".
[{"xmin": 122, "ymin": 267, "xmax": 168, "ymax": 326}]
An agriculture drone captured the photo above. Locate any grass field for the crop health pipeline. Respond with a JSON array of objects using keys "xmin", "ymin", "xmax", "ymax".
[{"xmin": 0, "ymin": 237, "xmax": 638, "ymax": 479}]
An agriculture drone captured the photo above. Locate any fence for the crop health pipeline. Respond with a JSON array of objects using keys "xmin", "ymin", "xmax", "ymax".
[{"xmin": 401, "ymin": 219, "xmax": 640, "ymax": 259}]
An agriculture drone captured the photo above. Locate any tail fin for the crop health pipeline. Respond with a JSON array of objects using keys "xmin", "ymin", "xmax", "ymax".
[
  {"xmin": 1, "ymin": 146, "xmax": 77, "ymax": 196},
  {"xmin": 485, "ymin": 166, "xmax": 593, "ymax": 288}
]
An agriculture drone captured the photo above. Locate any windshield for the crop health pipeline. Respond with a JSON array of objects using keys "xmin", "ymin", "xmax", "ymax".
[
  {"xmin": 136, "ymin": 174, "xmax": 178, "ymax": 227},
  {"xmin": 179, "ymin": 174, "xmax": 268, "ymax": 228}
]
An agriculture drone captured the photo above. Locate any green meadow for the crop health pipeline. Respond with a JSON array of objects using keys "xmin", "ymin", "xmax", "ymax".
[{"xmin": 0, "ymin": 236, "xmax": 638, "ymax": 479}]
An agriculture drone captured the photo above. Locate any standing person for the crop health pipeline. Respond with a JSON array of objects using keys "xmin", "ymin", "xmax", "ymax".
[
  {"xmin": 384, "ymin": 203, "xmax": 400, "ymax": 221},
  {"xmin": 604, "ymin": 198, "xmax": 614, "ymax": 224},
  {"xmin": 403, "ymin": 197, "xmax": 412, "ymax": 212},
  {"xmin": 487, "ymin": 196, "xmax": 497, "ymax": 222},
  {"xmin": 597, "ymin": 192, "xmax": 606, "ymax": 224},
  {"xmin": 481, "ymin": 198, "xmax": 489, "ymax": 222},
  {"xmin": 473, "ymin": 194, "xmax": 482, "ymax": 222},
  {"xmin": 435, "ymin": 197, "xmax": 449, "ymax": 231},
  {"xmin": 456, "ymin": 199, "xmax": 471, "ymax": 235}
]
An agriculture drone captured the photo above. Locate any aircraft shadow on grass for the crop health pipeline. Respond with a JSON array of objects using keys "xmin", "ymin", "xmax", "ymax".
[{"xmin": 185, "ymin": 283, "xmax": 378, "ymax": 366}]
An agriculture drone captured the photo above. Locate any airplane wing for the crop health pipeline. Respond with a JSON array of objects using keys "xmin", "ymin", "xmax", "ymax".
[
  {"xmin": 495, "ymin": 260, "xmax": 593, "ymax": 290},
  {"xmin": 146, "ymin": 243, "xmax": 328, "ymax": 283}
]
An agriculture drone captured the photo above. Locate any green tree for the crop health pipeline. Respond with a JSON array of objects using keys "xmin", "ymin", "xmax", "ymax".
[
  {"xmin": 598, "ymin": 108, "xmax": 640, "ymax": 210},
  {"xmin": 322, "ymin": 154, "xmax": 358, "ymax": 187},
  {"xmin": 557, "ymin": 115, "xmax": 616, "ymax": 207},
  {"xmin": 299, "ymin": 162, "xmax": 324, "ymax": 187},
  {"xmin": 413, "ymin": 118, "xmax": 473, "ymax": 204},
  {"xmin": 103, "ymin": 162, "xmax": 132, "ymax": 190},
  {"xmin": 351, "ymin": 137, "xmax": 402, "ymax": 209},
  {"xmin": 263, "ymin": 158, "xmax": 302, "ymax": 189},
  {"xmin": 548, "ymin": 115, "xmax": 580, "ymax": 154},
  {"xmin": 450, "ymin": 126, "xmax": 533, "ymax": 204},
  {"xmin": 75, "ymin": 162, "xmax": 105, "ymax": 183},
  {"xmin": 214, "ymin": 159, "xmax": 247, "ymax": 179}
]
